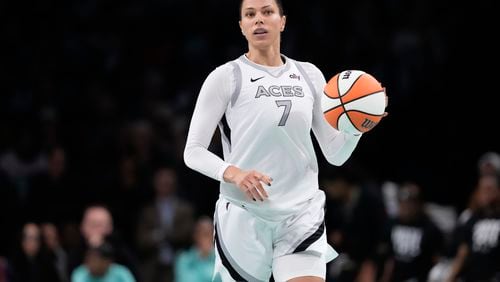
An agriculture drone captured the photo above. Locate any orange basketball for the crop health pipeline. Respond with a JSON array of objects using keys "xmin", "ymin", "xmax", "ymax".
[{"xmin": 322, "ymin": 70, "xmax": 386, "ymax": 134}]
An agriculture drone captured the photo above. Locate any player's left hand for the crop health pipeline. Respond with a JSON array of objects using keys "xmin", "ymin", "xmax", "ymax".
[{"xmin": 223, "ymin": 166, "xmax": 272, "ymax": 201}]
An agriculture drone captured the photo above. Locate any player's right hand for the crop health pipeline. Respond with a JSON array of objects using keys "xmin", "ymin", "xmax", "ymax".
[{"xmin": 223, "ymin": 166, "xmax": 272, "ymax": 201}]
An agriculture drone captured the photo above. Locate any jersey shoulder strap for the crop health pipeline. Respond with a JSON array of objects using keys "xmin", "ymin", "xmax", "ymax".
[
  {"xmin": 289, "ymin": 59, "xmax": 320, "ymax": 99},
  {"xmin": 228, "ymin": 60, "xmax": 242, "ymax": 107}
]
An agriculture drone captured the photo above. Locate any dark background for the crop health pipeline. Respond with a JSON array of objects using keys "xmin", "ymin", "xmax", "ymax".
[{"xmin": 0, "ymin": 0, "xmax": 497, "ymax": 252}]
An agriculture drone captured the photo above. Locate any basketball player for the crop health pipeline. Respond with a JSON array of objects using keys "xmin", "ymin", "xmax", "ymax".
[{"xmin": 184, "ymin": 0, "xmax": 386, "ymax": 281}]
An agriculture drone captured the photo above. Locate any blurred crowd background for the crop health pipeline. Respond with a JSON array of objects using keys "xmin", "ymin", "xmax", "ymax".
[{"xmin": 0, "ymin": 0, "xmax": 498, "ymax": 281}]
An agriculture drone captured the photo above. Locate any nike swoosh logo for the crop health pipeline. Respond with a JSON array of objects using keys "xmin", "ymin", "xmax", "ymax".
[{"xmin": 250, "ymin": 76, "xmax": 265, "ymax": 82}]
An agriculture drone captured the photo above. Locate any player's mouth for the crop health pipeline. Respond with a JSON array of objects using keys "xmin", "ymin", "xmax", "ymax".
[{"xmin": 253, "ymin": 28, "xmax": 268, "ymax": 37}]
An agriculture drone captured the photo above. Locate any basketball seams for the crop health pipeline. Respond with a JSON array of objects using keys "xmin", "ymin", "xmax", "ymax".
[
  {"xmin": 338, "ymin": 72, "xmax": 358, "ymax": 133},
  {"xmin": 341, "ymin": 89, "xmax": 385, "ymax": 105},
  {"xmin": 344, "ymin": 110, "xmax": 384, "ymax": 117},
  {"xmin": 324, "ymin": 90, "xmax": 384, "ymax": 113},
  {"xmin": 323, "ymin": 106, "xmax": 344, "ymax": 128},
  {"xmin": 340, "ymin": 72, "xmax": 365, "ymax": 97},
  {"xmin": 323, "ymin": 74, "xmax": 339, "ymax": 99},
  {"xmin": 322, "ymin": 70, "xmax": 385, "ymax": 134},
  {"xmin": 347, "ymin": 110, "xmax": 383, "ymax": 132},
  {"xmin": 322, "ymin": 92, "xmax": 342, "ymax": 113}
]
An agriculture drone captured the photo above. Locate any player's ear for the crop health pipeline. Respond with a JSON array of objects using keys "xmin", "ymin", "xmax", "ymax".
[
  {"xmin": 280, "ymin": 15, "xmax": 286, "ymax": 32},
  {"xmin": 239, "ymin": 20, "xmax": 245, "ymax": 35}
]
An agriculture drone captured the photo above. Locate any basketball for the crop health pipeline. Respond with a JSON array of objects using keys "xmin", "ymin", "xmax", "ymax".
[{"xmin": 322, "ymin": 70, "xmax": 386, "ymax": 134}]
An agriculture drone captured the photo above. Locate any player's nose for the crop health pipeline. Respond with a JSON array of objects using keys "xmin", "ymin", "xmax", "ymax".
[{"xmin": 254, "ymin": 13, "xmax": 264, "ymax": 25}]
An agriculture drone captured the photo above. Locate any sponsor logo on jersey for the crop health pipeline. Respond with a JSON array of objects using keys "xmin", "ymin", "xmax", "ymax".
[
  {"xmin": 255, "ymin": 85, "xmax": 304, "ymax": 98},
  {"xmin": 250, "ymin": 76, "xmax": 265, "ymax": 82},
  {"xmin": 289, "ymin": 73, "xmax": 301, "ymax": 80}
]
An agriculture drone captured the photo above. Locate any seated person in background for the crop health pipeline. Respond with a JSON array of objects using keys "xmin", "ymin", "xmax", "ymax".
[
  {"xmin": 447, "ymin": 174, "xmax": 500, "ymax": 282},
  {"xmin": 379, "ymin": 182, "xmax": 444, "ymax": 282},
  {"xmin": 0, "ymin": 256, "xmax": 8, "ymax": 282},
  {"xmin": 67, "ymin": 204, "xmax": 139, "ymax": 280},
  {"xmin": 135, "ymin": 166, "xmax": 194, "ymax": 282},
  {"xmin": 174, "ymin": 216, "xmax": 219, "ymax": 282},
  {"xmin": 322, "ymin": 168, "xmax": 387, "ymax": 282},
  {"xmin": 71, "ymin": 241, "xmax": 135, "ymax": 282},
  {"xmin": 9, "ymin": 222, "xmax": 61, "ymax": 282}
]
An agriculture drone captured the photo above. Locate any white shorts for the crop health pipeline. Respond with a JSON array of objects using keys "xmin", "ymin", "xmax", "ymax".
[{"xmin": 213, "ymin": 190, "xmax": 338, "ymax": 282}]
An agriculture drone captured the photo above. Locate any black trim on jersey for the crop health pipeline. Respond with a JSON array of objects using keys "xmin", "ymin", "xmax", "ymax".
[
  {"xmin": 219, "ymin": 114, "xmax": 231, "ymax": 147},
  {"xmin": 293, "ymin": 221, "xmax": 325, "ymax": 253},
  {"xmin": 214, "ymin": 224, "xmax": 247, "ymax": 282}
]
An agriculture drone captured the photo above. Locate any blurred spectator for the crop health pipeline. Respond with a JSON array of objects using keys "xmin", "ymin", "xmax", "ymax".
[
  {"xmin": 135, "ymin": 166, "xmax": 194, "ymax": 282},
  {"xmin": 379, "ymin": 182, "xmax": 444, "ymax": 282},
  {"xmin": 67, "ymin": 205, "xmax": 140, "ymax": 281},
  {"xmin": 108, "ymin": 156, "xmax": 148, "ymax": 248},
  {"xmin": 41, "ymin": 223, "xmax": 68, "ymax": 282},
  {"xmin": 450, "ymin": 172, "xmax": 500, "ymax": 258},
  {"xmin": 71, "ymin": 241, "xmax": 135, "ymax": 282},
  {"xmin": 121, "ymin": 120, "xmax": 155, "ymax": 168},
  {"xmin": 477, "ymin": 151, "xmax": 500, "ymax": 177},
  {"xmin": 174, "ymin": 216, "xmax": 218, "ymax": 282},
  {"xmin": 447, "ymin": 174, "xmax": 500, "ymax": 282},
  {"xmin": 0, "ymin": 256, "xmax": 8, "ymax": 282},
  {"xmin": 9, "ymin": 222, "xmax": 61, "ymax": 282},
  {"xmin": 0, "ymin": 126, "xmax": 47, "ymax": 205},
  {"xmin": 26, "ymin": 147, "xmax": 79, "ymax": 224},
  {"xmin": 0, "ymin": 168, "xmax": 19, "ymax": 256},
  {"xmin": 322, "ymin": 168, "xmax": 386, "ymax": 282}
]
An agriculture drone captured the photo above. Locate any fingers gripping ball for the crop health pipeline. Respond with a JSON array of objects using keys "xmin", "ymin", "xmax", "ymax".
[{"xmin": 322, "ymin": 70, "xmax": 386, "ymax": 134}]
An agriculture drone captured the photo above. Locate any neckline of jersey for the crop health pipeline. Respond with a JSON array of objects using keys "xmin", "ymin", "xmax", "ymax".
[{"xmin": 240, "ymin": 54, "xmax": 291, "ymax": 78}]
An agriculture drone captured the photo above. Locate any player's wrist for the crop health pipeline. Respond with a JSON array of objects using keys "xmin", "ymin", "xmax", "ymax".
[{"xmin": 223, "ymin": 165, "xmax": 242, "ymax": 184}]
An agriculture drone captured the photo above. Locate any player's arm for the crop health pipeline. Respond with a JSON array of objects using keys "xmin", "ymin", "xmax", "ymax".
[
  {"xmin": 183, "ymin": 65, "xmax": 233, "ymax": 181},
  {"xmin": 304, "ymin": 63, "xmax": 362, "ymax": 166},
  {"xmin": 446, "ymin": 217, "xmax": 473, "ymax": 282},
  {"xmin": 183, "ymin": 65, "xmax": 271, "ymax": 201},
  {"xmin": 446, "ymin": 242, "xmax": 469, "ymax": 282}
]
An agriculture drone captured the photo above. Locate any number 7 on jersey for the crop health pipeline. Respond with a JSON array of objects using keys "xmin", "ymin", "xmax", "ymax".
[{"xmin": 275, "ymin": 100, "xmax": 291, "ymax": 126}]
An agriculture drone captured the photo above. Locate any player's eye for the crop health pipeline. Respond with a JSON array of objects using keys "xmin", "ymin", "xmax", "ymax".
[
  {"xmin": 245, "ymin": 11, "xmax": 255, "ymax": 18},
  {"xmin": 263, "ymin": 9, "xmax": 273, "ymax": 15}
]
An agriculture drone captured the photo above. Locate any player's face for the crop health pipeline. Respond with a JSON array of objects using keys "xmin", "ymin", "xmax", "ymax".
[{"xmin": 239, "ymin": 0, "xmax": 286, "ymax": 50}]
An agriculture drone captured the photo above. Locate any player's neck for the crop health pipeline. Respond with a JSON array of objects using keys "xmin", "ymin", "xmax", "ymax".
[{"xmin": 246, "ymin": 45, "xmax": 283, "ymax": 67}]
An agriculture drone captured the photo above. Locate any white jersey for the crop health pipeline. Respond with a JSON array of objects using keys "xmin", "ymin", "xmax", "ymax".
[{"xmin": 184, "ymin": 54, "xmax": 361, "ymax": 221}]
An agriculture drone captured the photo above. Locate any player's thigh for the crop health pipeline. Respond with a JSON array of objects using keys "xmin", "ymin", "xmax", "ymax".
[
  {"xmin": 274, "ymin": 190, "xmax": 334, "ymax": 259},
  {"xmin": 213, "ymin": 197, "xmax": 274, "ymax": 281},
  {"xmin": 272, "ymin": 252, "xmax": 326, "ymax": 282},
  {"xmin": 272, "ymin": 190, "xmax": 334, "ymax": 281}
]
